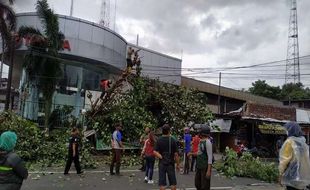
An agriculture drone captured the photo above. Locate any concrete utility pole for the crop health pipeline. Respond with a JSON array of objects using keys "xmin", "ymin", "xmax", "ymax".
[
  {"xmin": 136, "ymin": 34, "xmax": 139, "ymax": 46},
  {"xmin": 70, "ymin": 0, "xmax": 74, "ymax": 16},
  {"xmin": 217, "ymin": 72, "xmax": 222, "ymax": 114}
]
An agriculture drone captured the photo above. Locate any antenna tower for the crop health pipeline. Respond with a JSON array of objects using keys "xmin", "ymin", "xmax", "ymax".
[
  {"xmin": 99, "ymin": 0, "xmax": 110, "ymax": 28},
  {"xmin": 285, "ymin": 0, "xmax": 300, "ymax": 84}
]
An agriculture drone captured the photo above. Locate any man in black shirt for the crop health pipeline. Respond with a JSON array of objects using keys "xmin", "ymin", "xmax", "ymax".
[
  {"xmin": 64, "ymin": 127, "xmax": 82, "ymax": 175},
  {"xmin": 154, "ymin": 124, "xmax": 180, "ymax": 190}
]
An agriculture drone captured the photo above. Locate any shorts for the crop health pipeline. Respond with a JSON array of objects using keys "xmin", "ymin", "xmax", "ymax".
[{"xmin": 158, "ymin": 163, "xmax": 177, "ymax": 186}]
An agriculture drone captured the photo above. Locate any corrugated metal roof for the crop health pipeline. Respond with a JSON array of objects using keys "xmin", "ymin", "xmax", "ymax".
[
  {"xmin": 296, "ymin": 109, "xmax": 310, "ymax": 123},
  {"xmin": 181, "ymin": 77, "xmax": 282, "ymax": 105}
]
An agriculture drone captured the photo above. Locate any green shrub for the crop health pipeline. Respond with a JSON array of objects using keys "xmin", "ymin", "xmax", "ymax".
[
  {"xmin": 0, "ymin": 111, "xmax": 41, "ymax": 161},
  {"xmin": 215, "ymin": 148, "xmax": 278, "ymax": 182},
  {"xmin": 0, "ymin": 112, "xmax": 96, "ymax": 169}
]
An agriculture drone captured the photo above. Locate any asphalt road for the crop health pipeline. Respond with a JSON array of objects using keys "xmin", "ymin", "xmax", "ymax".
[{"xmin": 21, "ymin": 169, "xmax": 282, "ymax": 190}]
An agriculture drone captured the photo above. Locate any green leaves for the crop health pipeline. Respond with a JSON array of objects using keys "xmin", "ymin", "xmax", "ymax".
[
  {"xmin": 0, "ymin": 111, "xmax": 96, "ymax": 169},
  {"xmin": 249, "ymin": 80, "xmax": 310, "ymax": 100},
  {"xmin": 215, "ymin": 148, "xmax": 278, "ymax": 182},
  {"xmin": 91, "ymin": 76, "xmax": 213, "ymax": 145}
]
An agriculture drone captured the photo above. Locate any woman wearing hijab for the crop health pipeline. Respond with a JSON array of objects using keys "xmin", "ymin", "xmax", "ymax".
[
  {"xmin": 0, "ymin": 131, "xmax": 28, "ymax": 190},
  {"xmin": 279, "ymin": 122, "xmax": 310, "ymax": 190}
]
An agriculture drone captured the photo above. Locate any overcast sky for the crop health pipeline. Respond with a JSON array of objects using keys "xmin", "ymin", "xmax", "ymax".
[{"xmin": 12, "ymin": 0, "xmax": 310, "ymax": 89}]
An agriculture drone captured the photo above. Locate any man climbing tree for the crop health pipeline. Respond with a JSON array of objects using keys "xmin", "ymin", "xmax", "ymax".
[
  {"xmin": 100, "ymin": 79, "xmax": 112, "ymax": 99},
  {"xmin": 126, "ymin": 47, "xmax": 135, "ymax": 73}
]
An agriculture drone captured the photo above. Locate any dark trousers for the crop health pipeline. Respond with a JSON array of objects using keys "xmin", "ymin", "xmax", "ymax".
[
  {"xmin": 195, "ymin": 168, "xmax": 211, "ymax": 190},
  {"xmin": 100, "ymin": 91, "xmax": 106, "ymax": 99},
  {"xmin": 183, "ymin": 153, "xmax": 190, "ymax": 174},
  {"xmin": 64, "ymin": 154, "xmax": 81, "ymax": 174},
  {"xmin": 191, "ymin": 155, "xmax": 197, "ymax": 171},
  {"xmin": 286, "ymin": 186, "xmax": 301, "ymax": 190},
  {"xmin": 158, "ymin": 163, "xmax": 177, "ymax": 186},
  {"xmin": 145, "ymin": 156, "xmax": 155, "ymax": 180},
  {"xmin": 110, "ymin": 149, "xmax": 122, "ymax": 174}
]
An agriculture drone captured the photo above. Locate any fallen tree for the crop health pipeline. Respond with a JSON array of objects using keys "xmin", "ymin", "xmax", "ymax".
[{"xmin": 87, "ymin": 75, "xmax": 213, "ymax": 145}]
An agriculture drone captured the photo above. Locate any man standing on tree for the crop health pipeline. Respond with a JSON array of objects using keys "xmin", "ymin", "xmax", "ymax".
[
  {"xmin": 154, "ymin": 124, "xmax": 180, "ymax": 190},
  {"xmin": 110, "ymin": 123, "xmax": 124, "ymax": 176},
  {"xmin": 126, "ymin": 47, "xmax": 135, "ymax": 73}
]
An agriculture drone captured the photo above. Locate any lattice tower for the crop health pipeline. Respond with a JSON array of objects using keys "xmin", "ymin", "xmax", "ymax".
[
  {"xmin": 285, "ymin": 0, "xmax": 300, "ymax": 84},
  {"xmin": 99, "ymin": 0, "xmax": 110, "ymax": 28}
]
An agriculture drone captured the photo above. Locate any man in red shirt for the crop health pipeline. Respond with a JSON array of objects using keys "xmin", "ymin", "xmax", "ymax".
[
  {"xmin": 190, "ymin": 132, "xmax": 200, "ymax": 172},
  {"xmin": 100, "ymin": 79, "xmax": 111, "ymax": 99}
]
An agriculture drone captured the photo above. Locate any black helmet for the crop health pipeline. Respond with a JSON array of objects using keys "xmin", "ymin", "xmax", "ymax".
[{"xmin": 200, "ymin": 124, "xmax": 211, "ymax": 135}]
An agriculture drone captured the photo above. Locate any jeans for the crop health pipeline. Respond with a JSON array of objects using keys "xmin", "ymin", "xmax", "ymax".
[
  {"xmin": 183, "ymin": 152, "xmax": 190, "ymax": 174},
  {"xmin": 145, "ymin": 156, "xmax": 155, "ymax": 180}
]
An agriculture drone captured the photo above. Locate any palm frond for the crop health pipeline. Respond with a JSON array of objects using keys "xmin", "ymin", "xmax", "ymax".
[
  {"xmin": 36, "ymin": 0, "xmax": 60, "ymax": 50},
  {"xmin": 0, "ymin": 0, "xmax": 14, "ymax": 5},
  {"xmin": 0, "ymin": 2, "xmax": 16, "ymax": 31},
  {"xmin": 18, "ymin": 26, "xmax": 42, "ymax": 37},
  {"xmin": 0, "ymin": 17, "xmax": 13, "ymax": 54}
]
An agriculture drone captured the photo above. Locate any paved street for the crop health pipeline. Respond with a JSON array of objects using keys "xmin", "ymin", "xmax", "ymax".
[{"xmin": 22, "ymin": 168, "xmax": 282, "ymax": 190}]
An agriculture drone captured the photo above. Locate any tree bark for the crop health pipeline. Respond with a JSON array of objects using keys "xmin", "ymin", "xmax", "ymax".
[
  {"xmin": 5, "ymin": 39, "xmax": 14, "ymax": 110},
  {"xmin": 44, "ymin": 97, "xmax": 52, "ymax": 133}
]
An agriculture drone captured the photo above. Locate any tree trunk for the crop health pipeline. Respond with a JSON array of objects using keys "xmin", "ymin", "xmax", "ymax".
[
  {"xmin": 44, "ymin": 97, "xmax": 52, "ymax": 133},
  {"xmin": 0, "ymin": 35, "xmax": 4, "ymax": 87},
  {"xmin": 5, "ymin": 39, "xmax": 14, "ymax": 110}
]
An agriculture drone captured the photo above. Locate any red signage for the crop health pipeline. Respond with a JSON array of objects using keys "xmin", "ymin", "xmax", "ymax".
[{"xmin": 15, "ymin": 35, "xmax": 71, "ymax": 51}]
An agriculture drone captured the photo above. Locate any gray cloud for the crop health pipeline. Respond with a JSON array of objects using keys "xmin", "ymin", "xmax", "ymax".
[{"xmin": 12, "ymin": 0, "xmax": 310, "ymax": 88}]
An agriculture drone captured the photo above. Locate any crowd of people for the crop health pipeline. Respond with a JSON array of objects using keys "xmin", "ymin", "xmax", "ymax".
[
  {"xmin": 1, "ymin": 121, "xmax": 310, "ymax": 190},
  {"xmin": 137, "ymin": 124, "xmax": 213, "ymax": 190}
]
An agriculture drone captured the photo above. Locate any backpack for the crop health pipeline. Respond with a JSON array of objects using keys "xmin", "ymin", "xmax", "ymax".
[{"xmin": 196, "ymin": 139, "xmax": 214, "ymax": 169}]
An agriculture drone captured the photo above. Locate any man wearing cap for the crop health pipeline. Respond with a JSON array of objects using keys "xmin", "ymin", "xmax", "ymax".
[
  {"xmin": 154, "ymin": 124, "xmax": 180, "ymax": 190},
  {"xmin": 0, "ymin": 131, "xmax": 28, "ymax": 190},
  {"xmin": 195, "ymin": 125, "xmax": 213, "ymax": 190}
]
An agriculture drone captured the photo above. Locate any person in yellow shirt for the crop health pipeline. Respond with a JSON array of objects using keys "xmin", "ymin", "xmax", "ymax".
[{"xmin": 279, "ymin": 122, "xmax": 310, "ymax": 190}]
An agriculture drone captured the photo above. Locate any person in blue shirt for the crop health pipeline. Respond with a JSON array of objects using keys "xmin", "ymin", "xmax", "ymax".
[
  {"xmin": 183, "ymin": 127, "xmax": 192, "ymax": 174},
  {"xmin": 110, "ymin": 123, "xmax": 124, "ymax": 176}
]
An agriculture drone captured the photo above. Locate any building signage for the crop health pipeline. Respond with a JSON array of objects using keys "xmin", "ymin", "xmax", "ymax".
[
  {"xmin": 258, "ymin": 123, "xmax": 286, "ymax": 135},
  {"xmin": 14, "ymin": 34, "xmax": 71, "ymax": 51}
]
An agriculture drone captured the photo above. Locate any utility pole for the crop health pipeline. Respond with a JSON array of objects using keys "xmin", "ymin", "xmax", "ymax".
[
  {"xmin": 136, "ymin": 34, "xmax": 139, "ymax": 46},
  {"xmin": 5, "ymin": 38, "xmax": 15, "ymax": 110},
  {"xmin": 70, "ymin": 0, "xmax": 74, "ymax": 16},
  {"xmin": 217, "ymin": 72, "xmax": 221, "ymax": 114},
  {"xmin": 285, "ymin": 0, "xmax": 300, "ymax": 84}
]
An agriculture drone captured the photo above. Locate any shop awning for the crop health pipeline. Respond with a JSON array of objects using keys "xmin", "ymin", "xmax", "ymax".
[
  {"xmin": 258, "ymin": 123, "xmax": 286, "ymax": 135},
  {"xmin": 194, "ymin": 119, "xmax": 232, "ymax": 133},
  {"xmin": 296, "ymin": 109, "xmax": 310, "ymax": 123}
]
